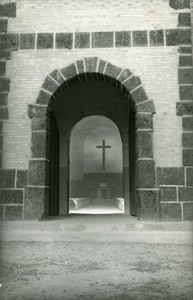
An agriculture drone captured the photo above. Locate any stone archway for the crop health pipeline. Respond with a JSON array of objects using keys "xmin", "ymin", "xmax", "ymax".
[{"xmin": 25, "ymin": 57, "xmax": 159, "ymax": 221}]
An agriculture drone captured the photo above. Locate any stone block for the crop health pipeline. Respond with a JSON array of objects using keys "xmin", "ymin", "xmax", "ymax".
[
  {"xmin": 42, "ymin": 76, "xmax": 59, "ymax": 94},
  {"xmin": 37, "ymin": 33, "xmax": 53, "ymax": 49},
  {"xmin": 0, "ymin": 61, "xmax": 6, "ymax": 76},
  {"xmin": 16, "ymin": 170, "xmax": 28, "ymax": 188},
  {"xmin": 75, "ymin": 32, "xmax": 90, "ymax": 48},
  {"xmin": 180, "ymin": 85, "xmax": 193, "ymax": 101},
  {"xmin": 179, "ymin": 187, "xmax": 193, "ymax": 201},
  {"xmin": 182, "ymin": 132, "xmax": 193, "ymax": 148},
  {"xmin": 169, "ymin": 0, "xmax": 190, "ymax": 9},
  {"xmin": 166, "ymin": 29, "xmax": 191, "ymax": 46},
  {"xmin": 0, "ymin": 78, "xmax": 10, "ymax": 92},
  {"xmin": 28, "ymin": 105, "xmax": 48, "ymax": 119},
  {"xmin": 49, "ymin": 69, "xmax": 65, "ymax": 85},
  {"xmin": 176, "ymin": 102, "xmax": 193, "ymax": 116},
  {"xmin": 178, "ymin": 68, "xmax": 193, "ymax": 84},
  {"xmin": 160, "ymin": 186, "xmax": 177, "ymax": 202},
  {"xmin": 131, "ymin": 86, "xmax": 148, "ymax": 104},
  {"xmin": 136, "ymin": 160, "xmax": 156, "ymax": 188},
  {"xmin": 0, "ymin": 169, "xmax": 16, "ymax": 188},
  {"xmin": 0, "ymin": 3, "xmax": 16, "ymax": 17},
  {"xmin": 132, "ymin": 31, "xmax": 148, "ymax": 47},
  {"xmin": 0, "ymin": 189, "xmax": 23, "ymax": 204},
  {"xmin": 157, "ymin": 167, "xmax": 184, "ymax": 186},
  {"xmin": 104, "ymin": 63, "xmax": 122, "ymax": 80},
  {"xmin": 178, "ymin": 13, "xmax": 191, "ymax": 27},
  {"xmin": 92, "ymin": 32, "xmax": 113, "ymax": 48},
  {"xmin": 24, "ymin": 187, "xmax": 49, "ymax": 220},
  {"xmin": 182, "ymin": 117, "xmax": 193, "ymax": 131},
  {"xmin": 0, "ymin": 107, "xmax": 8, "ymax": 119},
  {"xmin": 31, "ymin": 117, "xmax": 50, "ymax": 131},
  {"xmin": 60, "ymin": 63, "xmax": 77, "ymax": 80},
  {"xmin": 135, "ymin": 113, "xmax": 153, "ymax": 130},
  {"xmin": 161, "ymin": 203, "xmax": 181, "ymax": 222},
  {"xmin": 123, "ymin": 76, "xmax": 141, "ymax": 92},
  {"xmin": 76, "ymin": 60, "xmax": 84, "ymax": 75},
  {"xmin": 84, "ymin": 57, "xmax": 98, "ymax": 73},
  {"xmin": 137, "ymin": 189, "xmax": 160, "ymax": 221},
  {"xmin": 20, "ymin": 33, "xmax": 35, "ymax": 49},
  {"xmin": 149, "ymin": 30, "xmax": 164, "ymax": 46},
  {"xmin": 0, "ymin": 34, "xmax": 19, "ymax": 50},
  {"xmin": 0, "ymin": 93, "xmax": 8, "ymax": 106},
  {"xmin": 115, "ymin": 31, "xmax": 131, "ymax": 47},
  {"xmin": 0, "ymin": 19, "xmax": 7, "ymax": 33},
  {"xmin": 183, "ymin": 149, "xmax": 193, "ymax": 166},
  {"xmin": 178, "ymin": 46, "xmax": 192, "ymax": 54},
  {"xmin": 36, "ymin": 90, "xmax": 52, "ymax": 106},
  {"xmin": 28, "ymin": 159, "xmax": 49, "ymax": 186},
  {"xmin": 186, "ymin": 167, "xmax": 193, "ymax": 186},
  {"xmin": 0, "ymin": 50, "xmax": 11, "ymax": 60},
  {"xmin": 5, "ymin": 205, "xmax": 23, "ymax": 221},
  {"xmin": 118, "ymin": 69, "xmax": 132, "ymax": 83},
  {"xmin": 179, "ymin": 56, "xmax": 192, "ymax": 68},
  {"xmin": 183, "ymin": 202, "xmax": 193, "ymax": 221},
  {"xmin": 56, "ymin": 33, "xmax": 73, "ymax": 49},
  {"xmin": 0, "ymin": 205, "xmax": 3, "ymax": 220},
  {"xmin": 31, "ymin": 131, "xmax": 49, "ymax": 159},
  {"xmin": 98, "ymin": 59, "xmax": 106, "ymax": 74},
  {"xmin": 136, "ymin": 100, "xmax": 156, "ymax": 114},
  {"xmin": 136, "ymin": 131, "xmax": 153, "ymax": 159}
]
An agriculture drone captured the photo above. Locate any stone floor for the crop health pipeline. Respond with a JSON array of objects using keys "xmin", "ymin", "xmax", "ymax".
[
  {"xmin": 69, "ymin": 201, "xmax": 123, "ymax": 214},
  {"xmin": 0, "ymin": 216, "xmax": 193, "ymax": 300}
]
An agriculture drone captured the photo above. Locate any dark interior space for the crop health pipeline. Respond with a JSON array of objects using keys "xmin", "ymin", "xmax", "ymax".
[{"xmin": 49, "ymin": 78, "xmax": 136, "ymax": 216}]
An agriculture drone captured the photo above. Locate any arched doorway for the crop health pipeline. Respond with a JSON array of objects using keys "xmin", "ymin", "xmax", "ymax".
[
  {"xmin": 51, "ymin": 79, "xmax": 135, "ymax": 215},
  {"xmin": 26, "ymin": 58, "xmax": 159, "ymax": 221},
  {"xmin": 69, "ymin": 115, "xmax": 124, "ymax": 214}
]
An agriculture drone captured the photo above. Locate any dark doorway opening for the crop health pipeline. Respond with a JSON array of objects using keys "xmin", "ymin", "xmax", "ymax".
[{"xmin": 50, "ymin": 79, "xmax": 136, "ymax": 216}]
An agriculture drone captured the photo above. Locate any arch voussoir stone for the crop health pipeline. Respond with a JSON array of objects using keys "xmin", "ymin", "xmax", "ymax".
[
  {"xmin": 84, "ymin": 57, "xmax": 98, "ymax": 80},
  {"xmin": 105, "ymin": 63, "xmax": 122, "ymax": 79},
  {"xmin": 118, "ymin": 69, "xmax": 133, "ymax": 83},
  {"xmin": 37, "ymin": 89, "xmax": 53, "ymax": 106},
  {"xmin": 104, "ymin": 62, "xmax": 122, "ymax": 86},
  {"xmin": 76, "ymin": 60, "xmax": 86, "ymax": 82},
  {"xmin": 49, "ymin": 69, "xmax": 66, "ymax": 86},
  {"xmin": 98, "ymin": 59, "xmax": 107, "ymax": 74},
  {"xmin": 122, "ymin": 75, "xmax": 141, "ymax": 93},
  {"xmin": 42, "ymin": 75, "xmax": 59, "ymax": 94},
  {"xmin": 97, "ymin": 59, "xmax": 107, "ymax": 81},
  {"xmin": 84, "ymin": 57, "xmax": 98, "ymax": 73},
  {"xmin": 131, "ymin": 86, "xmax": 148, "ymax": 105},
  {"xmin": 60, "ymin": 63, "xmax": 79, "ymax": 86}
]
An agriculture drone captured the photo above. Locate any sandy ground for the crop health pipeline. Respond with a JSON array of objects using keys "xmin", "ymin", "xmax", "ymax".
[{"xmin": 0, "ymin": 239, "xmax": 193, "ymax": 300}]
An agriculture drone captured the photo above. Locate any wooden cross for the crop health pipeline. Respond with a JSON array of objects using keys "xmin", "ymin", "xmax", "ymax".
[{"xmin": 96, "ymin": 139, "xmax": 112, "ymax": 170}]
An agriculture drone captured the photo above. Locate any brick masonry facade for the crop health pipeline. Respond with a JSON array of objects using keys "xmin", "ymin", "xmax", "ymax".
[{"xmin": 0, "ymin": 0, "xmax": 193, "ymax": 221}]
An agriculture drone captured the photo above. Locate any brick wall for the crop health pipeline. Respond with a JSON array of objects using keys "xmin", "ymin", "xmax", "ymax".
[{"xmin": 2, "ymin": 0, "xmax": 189, "ymax": 169}]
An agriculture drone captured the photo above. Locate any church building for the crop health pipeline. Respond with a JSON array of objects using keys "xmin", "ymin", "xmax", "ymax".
[{"xmin": 0, "ymin": 0, "xmax": 193, "ymax": 222}]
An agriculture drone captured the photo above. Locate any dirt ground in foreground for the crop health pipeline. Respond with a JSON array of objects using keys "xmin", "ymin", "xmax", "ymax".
[{"xmin": 0, "ymin": 240, "xmax": 193, "ymax": 300}]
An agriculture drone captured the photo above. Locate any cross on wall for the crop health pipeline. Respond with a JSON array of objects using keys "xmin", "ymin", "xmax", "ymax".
[{"xmin": 96, "ymin": 139, "xmax": 112, "ymax": 171}]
